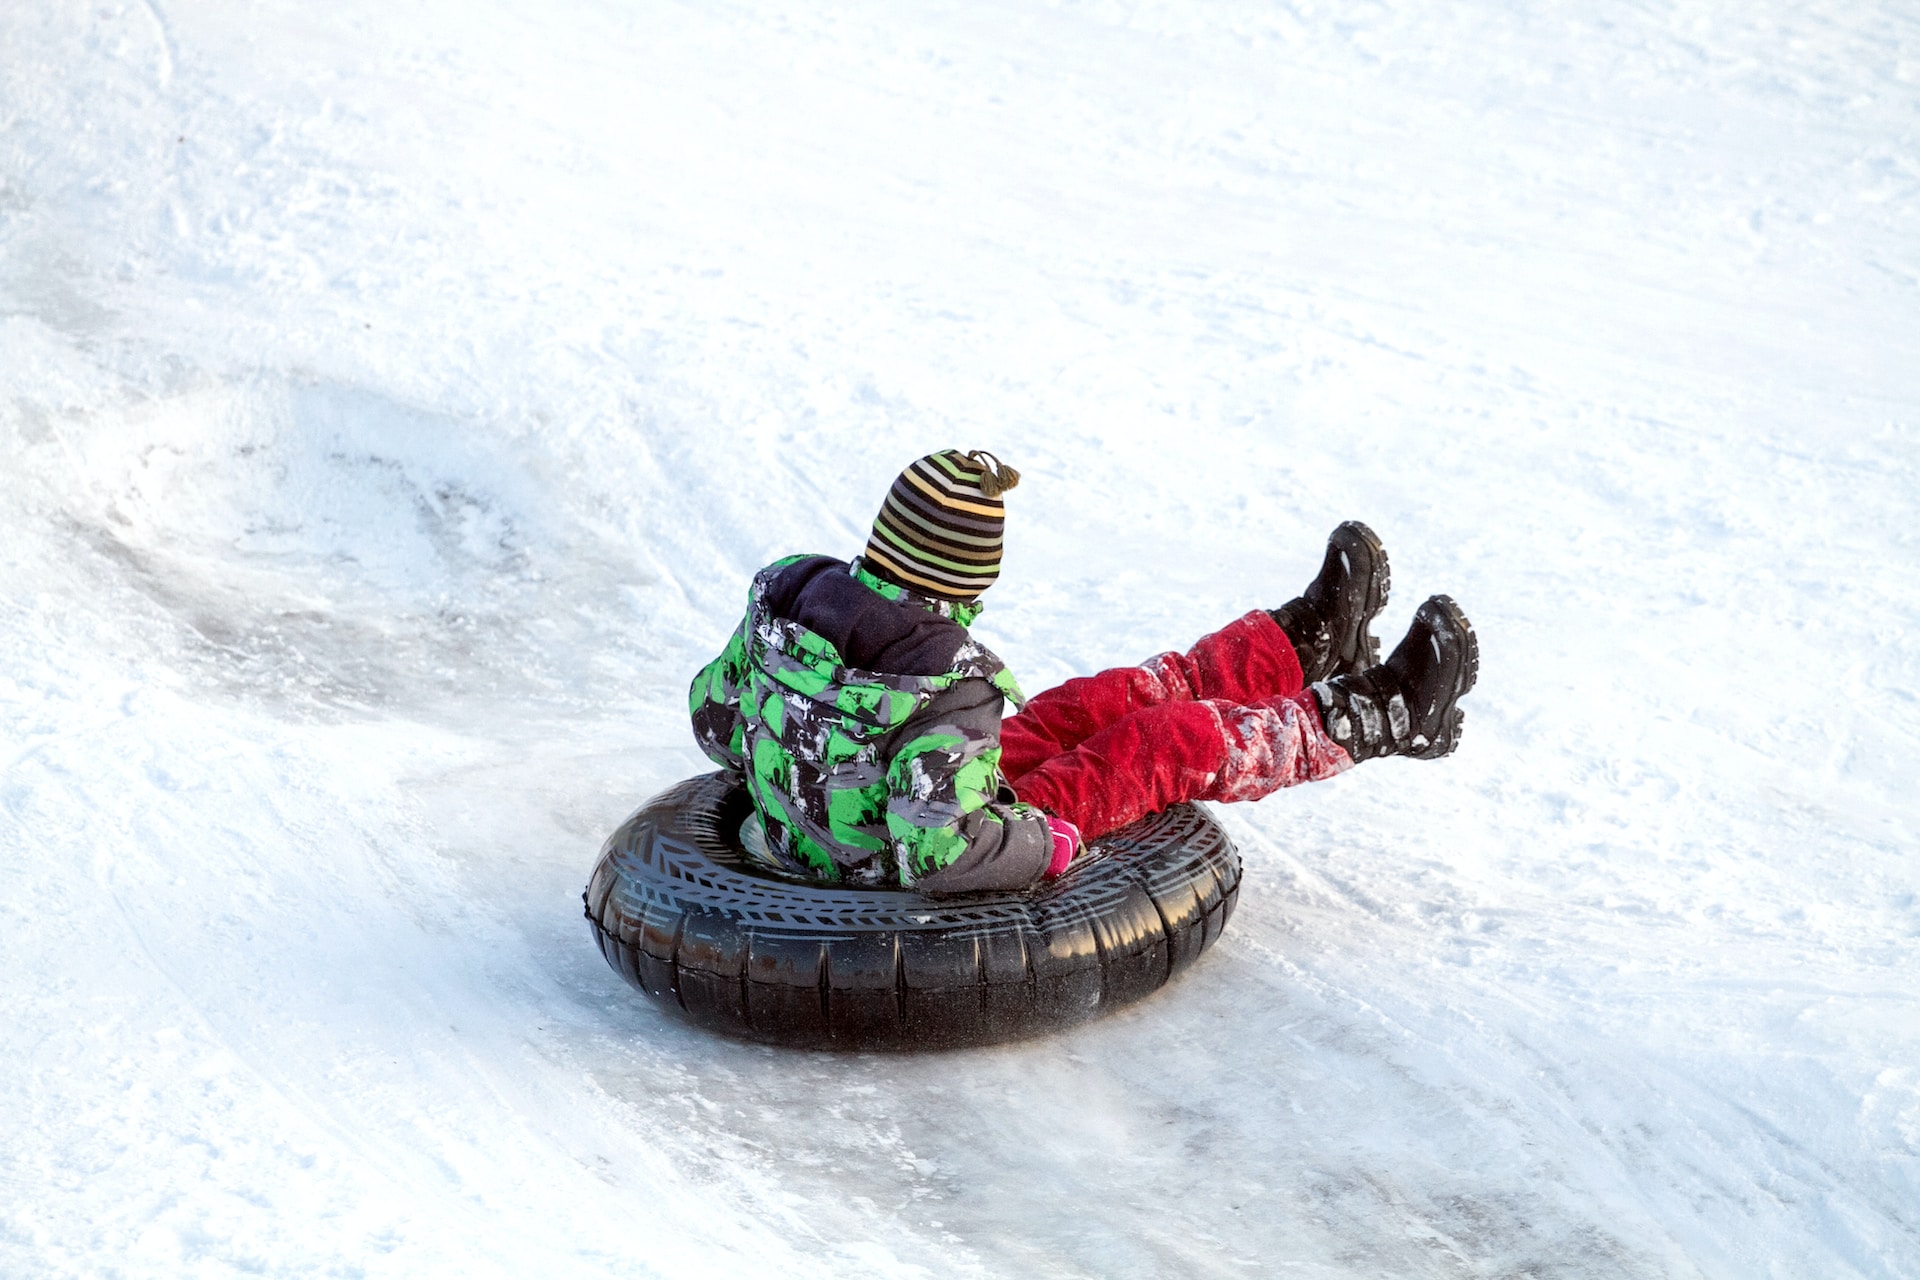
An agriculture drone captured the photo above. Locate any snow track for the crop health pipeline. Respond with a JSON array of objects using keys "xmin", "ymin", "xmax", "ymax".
[{"xmin": 3, "ymin": 0, "xmax": 1917, "ymax": 1275}]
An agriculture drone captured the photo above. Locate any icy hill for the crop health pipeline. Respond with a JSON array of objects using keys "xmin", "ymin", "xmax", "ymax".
[{"xmin": 3, "ymin": 1, "xmax": 1917, "ymax": 1276}]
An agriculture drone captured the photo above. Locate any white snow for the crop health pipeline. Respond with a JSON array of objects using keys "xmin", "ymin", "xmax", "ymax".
[{"xmin": 3, "ymin": 0, "xmax": 1917, "ymax": 1275}]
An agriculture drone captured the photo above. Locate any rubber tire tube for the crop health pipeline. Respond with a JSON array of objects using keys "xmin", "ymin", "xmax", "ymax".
[{"xmin": 583, "ymin": 771, "xmax": 1242, "ymax": 1051}]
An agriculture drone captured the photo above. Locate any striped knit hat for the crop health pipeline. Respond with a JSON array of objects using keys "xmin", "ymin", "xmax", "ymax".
[{"xmin": 863, "ymin": 450, "xmax": 1020, "ymax": 601}]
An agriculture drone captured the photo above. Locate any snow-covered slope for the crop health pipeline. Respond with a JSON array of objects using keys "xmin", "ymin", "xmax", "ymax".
[{"xmin": 4, "ymin": 1, "xmax": 1916, "ymax": 1275}]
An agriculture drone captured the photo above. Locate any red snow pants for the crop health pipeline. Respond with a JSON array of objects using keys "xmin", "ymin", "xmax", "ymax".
[{"xmin": 1002, "ymin": 610, "xmax": 1353, "ymax": 840}]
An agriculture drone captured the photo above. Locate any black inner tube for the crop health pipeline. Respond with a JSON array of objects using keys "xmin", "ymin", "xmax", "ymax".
[{"xmin": 585, "ymin": 771, "xmax": 1242, "ymax": 1050}]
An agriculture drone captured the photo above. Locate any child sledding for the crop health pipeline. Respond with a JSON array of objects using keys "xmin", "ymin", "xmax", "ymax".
[{"xmin": 690, "ymin": 450, "xmax": 1478, "ymax": 896}]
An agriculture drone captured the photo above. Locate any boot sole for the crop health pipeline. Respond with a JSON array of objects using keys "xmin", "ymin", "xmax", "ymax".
[
  {"xmin": 1331, "ymin": 520, "xmax": 1391, "ymax": 670},
  {"xmin": 1417, "ymin": 594, "xmax": 1477, "ymax": 759}
]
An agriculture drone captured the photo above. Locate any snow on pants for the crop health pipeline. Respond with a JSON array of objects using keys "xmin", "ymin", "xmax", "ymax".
[{"xmin": 1002, "ymin": 610, "xmax": 1354, "ymax": 840}]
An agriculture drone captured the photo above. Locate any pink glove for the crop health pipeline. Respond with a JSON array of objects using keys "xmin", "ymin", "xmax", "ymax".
[{"xmin": 1044, "ymin": 815, "xmax": 1081, "ymax": 878}]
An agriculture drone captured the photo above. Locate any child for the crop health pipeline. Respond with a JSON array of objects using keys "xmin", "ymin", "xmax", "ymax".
[{"xmin": 689, "ymin": 449, "xmax": 1477, "ymax": 896}]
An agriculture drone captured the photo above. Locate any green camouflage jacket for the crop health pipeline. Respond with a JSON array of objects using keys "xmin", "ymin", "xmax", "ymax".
[{"xmin": 689, "ymin": 555, "xmax": 1053, "ymax": 894}]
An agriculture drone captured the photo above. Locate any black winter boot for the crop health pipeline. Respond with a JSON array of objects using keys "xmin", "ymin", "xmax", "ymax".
[
  {"xmin": 1312, "ymin": 594, "xmax": 1478, "ymax": 762},
  {"xmin": 1269, "ymin": 521, "xmax": 1391, "ymax": 685}
]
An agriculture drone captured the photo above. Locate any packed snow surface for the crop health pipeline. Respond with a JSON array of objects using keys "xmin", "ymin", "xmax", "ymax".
[{"xmin": 4, "ymin": 1, "xmax": 1918, "ymax": 1276}]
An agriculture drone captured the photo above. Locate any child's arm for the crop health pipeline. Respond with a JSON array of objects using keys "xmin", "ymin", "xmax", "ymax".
[
  {"xmin": 884, "ymin": 678, "xmax": 1054, "ymax": 895},
  {"xmin": 688, "ymin": 620, "xmax": 749, "ymax": 774}
]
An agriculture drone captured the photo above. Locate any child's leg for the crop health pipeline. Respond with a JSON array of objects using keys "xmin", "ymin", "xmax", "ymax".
[
  {"xmin": 1010, "ymin": 688, "xmax": 1352, "ymax": 840},
  {"xmin": 1001, "ymin": 610, "xmax": 1305, "ymax": 781}
]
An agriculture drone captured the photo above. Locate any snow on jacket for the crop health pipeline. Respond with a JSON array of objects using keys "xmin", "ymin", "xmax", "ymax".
[{"xmin": 689, "ymin": 555, "xmax": 1054, "ymax": 895}]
